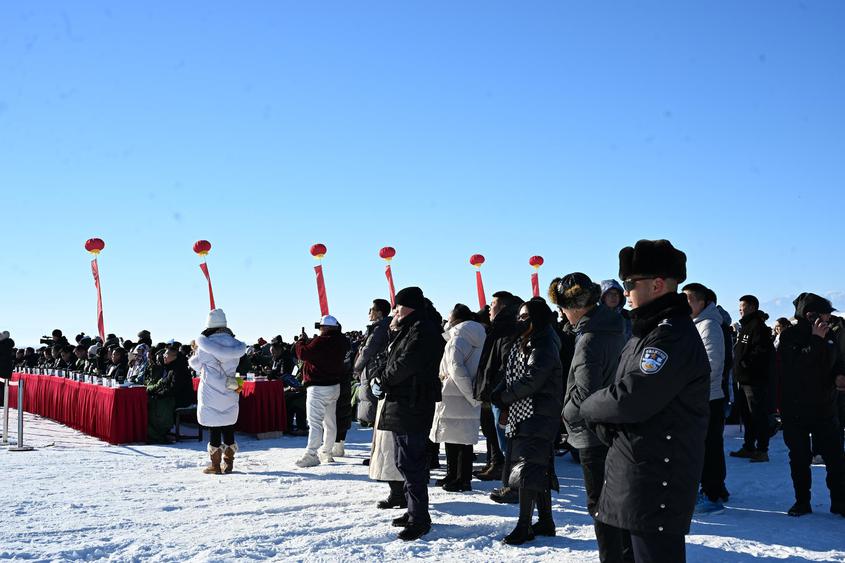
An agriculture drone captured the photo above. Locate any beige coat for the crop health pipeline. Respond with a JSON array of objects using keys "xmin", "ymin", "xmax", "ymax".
[{"xmin": 368, "ymin": 398, "xmax": 403, "ymax": 482}]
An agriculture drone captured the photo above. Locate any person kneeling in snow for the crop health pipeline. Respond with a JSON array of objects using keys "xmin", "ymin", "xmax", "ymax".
[
  {"xmin": 294, "ymin": 315, "xmax": 349, "ymax": 467},
  {"xmin": 189, "ymin": 309, "xmax": 247, "ymax": 475}
]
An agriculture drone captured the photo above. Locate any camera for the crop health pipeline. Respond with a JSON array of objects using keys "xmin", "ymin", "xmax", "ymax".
[
  {"xmin": 39, "ymin": 336, "xmax": 53, "ymax": 345},
  {"xmin": 314, "ymin": 322, "xmax": 321, "ymax": 330}
]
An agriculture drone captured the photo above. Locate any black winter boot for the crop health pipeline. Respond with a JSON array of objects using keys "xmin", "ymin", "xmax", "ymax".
[
  {"xmin": 377, "ymin": 481, "xmax": 407, "ymax": 509},
  {"xmin": 503, "ymin": 489, "xmax": 537, "ymax": 545},
  {"xmin": 532, "ymin": 489, "xmax": 556, "ymax": 536}
]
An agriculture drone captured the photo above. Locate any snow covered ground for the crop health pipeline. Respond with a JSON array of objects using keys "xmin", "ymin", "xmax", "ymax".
[{"xmin": 2, "ymin": 410, "xmax": 844, "ymax": 562}]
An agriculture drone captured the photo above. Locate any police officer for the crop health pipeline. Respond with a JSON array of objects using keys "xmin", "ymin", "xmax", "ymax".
[{"xmin": 581, "ymin": 240, "xmax": 710, "ymax": 563}]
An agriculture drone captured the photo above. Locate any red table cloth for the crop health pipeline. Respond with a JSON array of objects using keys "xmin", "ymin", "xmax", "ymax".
[
  {"xmin": 192, "ymin": 378, "xmax": 287, "ymax": 434},
  {"xmin": 9, "ymin": 373, "xmax": 148, "ymax": 444}
]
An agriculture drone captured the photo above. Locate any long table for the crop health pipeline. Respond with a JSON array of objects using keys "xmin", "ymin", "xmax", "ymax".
[
  {"xmin": 8, "ymin": 372, "xmax": 148, "ymax": 444},
  {"xmin": 192, "ymin": 378, "xmax": 287, "ymax": 435}
]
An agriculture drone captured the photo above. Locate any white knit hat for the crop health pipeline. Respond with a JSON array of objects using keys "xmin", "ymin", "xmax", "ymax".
[
  {"xmin": 319, "ymin": 315, "xmax": 339, "ymax": 327},
  {"xmin": 206, "ymin": 309, "xmax": 228, "ymax": 329}
]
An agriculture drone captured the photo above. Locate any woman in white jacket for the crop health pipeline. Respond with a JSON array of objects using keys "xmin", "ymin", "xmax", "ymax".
[
  {"xmin": 430, "ymin": 304, "xmax": 486, "ymax": 492},
  {"xmin": 188, "ymin": 309, "xmax": 247, "ymax": 475}
]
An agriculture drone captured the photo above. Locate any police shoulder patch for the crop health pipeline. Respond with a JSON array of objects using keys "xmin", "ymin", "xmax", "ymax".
[{"xmin": 640, "ymin": 347, "xmax": 668, "ymax": 374}]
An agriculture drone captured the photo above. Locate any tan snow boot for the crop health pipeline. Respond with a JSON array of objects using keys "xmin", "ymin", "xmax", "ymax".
[
  {"xmin": 203, "ymin": 444, "xmax": 223, "ymax": 475},
  {"xmin": 222, "ymin": 443, "xmax": 238, "ymax": 474}
]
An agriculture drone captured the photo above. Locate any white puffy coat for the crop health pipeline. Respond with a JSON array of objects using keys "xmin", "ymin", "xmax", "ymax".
[
  {"xmin": 429, "ymin": 320, "xmax": 486, "ymax": 445},
  {"xmin": 693, "ymin": 302, "xmax": 726, "ymax": 401},
  {"xmin": 189, "ymin": 332, "xmax": 247, "ymax": 427}
]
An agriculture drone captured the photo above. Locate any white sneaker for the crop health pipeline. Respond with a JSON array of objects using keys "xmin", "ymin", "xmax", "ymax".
[
  {"xmin": 319, "ymin": 451, "xmax": 335, "ymax": 464},
  {"xmin": 332, "ymin": 441, "xmax": 345, "ymax": 457},
  {"xmin": 295, "ymin": 453, "xmax": 320, "ymax": 468}
]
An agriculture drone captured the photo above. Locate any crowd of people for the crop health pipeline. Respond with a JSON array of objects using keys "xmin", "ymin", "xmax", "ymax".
[{"xmin": 3, "ymin": 237, "xmax": 845, "ymax": 562}]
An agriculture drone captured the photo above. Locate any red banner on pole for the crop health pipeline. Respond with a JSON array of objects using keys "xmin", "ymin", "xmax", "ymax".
[
  {"xmin": 476, "ymin": 270, "xmax": 487, "ymax": 310},
  {"xmin": 315, "ymin": 264, "xmax": 329, "ymax": 316},
  {"xmin": 385, "ymin": 264, "xmax": 396, "ymax": 307},
  {"xmin": 90, "ymin": 258, "xmax": 105, "ymax": 342},
  {"xmin": 531, "ymin": 272, "xmax": 540, "ymax": 298},
  {"xmin": 199, "ymin": 262, "xmax": 216, "ymax": 310}
]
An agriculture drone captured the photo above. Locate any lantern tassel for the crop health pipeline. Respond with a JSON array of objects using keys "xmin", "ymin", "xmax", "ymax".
[
  {"xmin": 531, "ymin": 271, "xmax": 540, "ymax": 298},
  {"xmin": 199, "ymin": 261, "xmax": 216, "ymax": 310}
]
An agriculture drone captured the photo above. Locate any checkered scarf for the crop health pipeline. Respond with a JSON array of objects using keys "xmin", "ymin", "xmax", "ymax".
[{"xmin": 504, "ymin": 339, "xmax": 534, "ymax": 437}]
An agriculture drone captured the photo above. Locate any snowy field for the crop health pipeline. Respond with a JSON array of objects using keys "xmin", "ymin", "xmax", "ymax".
[{"xmin": 2, "ymin": 411, "xmax": 844, "ymax": 563}]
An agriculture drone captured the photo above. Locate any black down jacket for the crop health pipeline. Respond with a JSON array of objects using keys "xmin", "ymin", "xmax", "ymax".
[
  {"xmin": 378, "ymin": 310, "xmax": 445, "ymax": 434},
  {"xmin": 581, "ymin": 292, "xmax": 710, "ymax": 536}
]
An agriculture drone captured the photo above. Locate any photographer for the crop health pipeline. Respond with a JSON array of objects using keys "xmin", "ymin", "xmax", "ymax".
[{"xmin": 294, "ymin": 315, "xmax": 349, "ymax": 468}]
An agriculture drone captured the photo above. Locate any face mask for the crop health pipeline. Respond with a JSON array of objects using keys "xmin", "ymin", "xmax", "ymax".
[{"xmin": 515, "ymin": 320, "xmax": 531, "ymax": 335}]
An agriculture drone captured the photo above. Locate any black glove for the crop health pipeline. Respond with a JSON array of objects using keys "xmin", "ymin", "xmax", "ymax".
[{"xmin": 490, "ymin": 389, "xmax": 505, "ymax": 409}]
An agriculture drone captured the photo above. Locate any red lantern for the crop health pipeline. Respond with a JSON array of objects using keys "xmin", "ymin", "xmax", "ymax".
[
  {"xmin": 379, "ymin": 246, "xmax": 396, "ymax": 260},
  {"xmin": 529, "ymin": 255, "xmax": 544, "ymax": 268},
  {"xmin": 193, "ymin": 240, "xmax": 212, "ymax": 257},
  {"xmin": 529, "ymin": 255, "xmax": 544, "ymax": 298},
  {"xmin": 84, "ymin": 238, "xmax": 105, "ymax": 255},
  {"xmin": 469, "ymin": 254, "xmax": 486, "ymax": 267},
  {"xmin": 310, "ymin": 243, "xmax": 327, "ymax": 259}
]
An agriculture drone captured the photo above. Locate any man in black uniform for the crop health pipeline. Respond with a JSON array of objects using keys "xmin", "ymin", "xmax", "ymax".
[
  {"xmin": 581, "ymin": 239, "xmax": 710, "ymax": 563},
  {"xmin": 778, "ymin": 292, "xmax": 845, "ymax": 517},
  {"xmin": 378, "ymin": 286, "xmax": 445, "ymax": 541}
]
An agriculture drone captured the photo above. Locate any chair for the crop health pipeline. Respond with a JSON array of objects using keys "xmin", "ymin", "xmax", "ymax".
[{"xmin": 172, "ymin": 404, "xmax": 202, "ymax": 441}]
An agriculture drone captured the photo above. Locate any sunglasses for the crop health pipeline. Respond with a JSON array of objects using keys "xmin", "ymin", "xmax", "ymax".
[{"xmin": 622, "ymin": 277, "xmax": 654, "ymax": 291}]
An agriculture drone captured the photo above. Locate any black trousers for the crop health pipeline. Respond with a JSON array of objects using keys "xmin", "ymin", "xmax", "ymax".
[
  {"xmin": 480, "ymin": 404, "xmax": 504, "ymax": 465},
  {"xmin": 444, "ymin": 443, "xmax": 473, "ymax": 485},
  {"xmin": 782, "ymin": 415, "xmax": 845, "ymax": 504},
  {"xmin": 394, "ymin": 431, "xmax": 431, "ymax": 525},
  {"xmin": 701, "ymin": 398, "xmax": 727, "ymax": 501},
  {"xmin": 739, "ymin": 384, "xmax": 770, "ymax": 452},
  {"xmin": 580, "ymin": 445, "xmax": 634, "ymax": 563},
  {"xmin": 209, "ymin": 424, "xmax": 236, "ymax": 447},
  {"xmin": 285, "ymin": 391, "xmax": 307, "ymax": 430},
  {"xmin": 837, "ymin": 390, "xmax": 845, "ymax": 450},
  {"xmin": 630, "ymin": 531, "xmax": 685, "ymax": 563}
]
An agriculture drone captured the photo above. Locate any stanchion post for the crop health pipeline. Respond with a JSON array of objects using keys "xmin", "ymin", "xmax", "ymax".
[{"xmin": 9, "ymin": 377, "xmax": 34, "ymax": 452}]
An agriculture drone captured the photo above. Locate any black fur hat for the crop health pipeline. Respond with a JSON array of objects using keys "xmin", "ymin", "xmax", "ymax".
[
  {"xmin": 618, "ymin": 239, "xmax": 687, "ymax": 283},
  {"xmin": 792, "ymin": 292, "xmax": 835, "ymax": 318},
  {"xmin": 548, "ymin": 272, "xmax": 601, "ymax": 309}
]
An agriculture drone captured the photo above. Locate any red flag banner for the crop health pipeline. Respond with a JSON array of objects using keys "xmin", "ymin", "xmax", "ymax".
[
  {"xmin": 199, "ymin": 262, "xmax": 216, "ymax": 310},
  {"xmin": 385, "ymin": 264, "xmax": 396, "ymax": 307},
  {"xmin": 476, "ymin": 270, "xmax": 487, "ymax": 310},
  {"xmin": 315, "ymin": 264, "xmax": 329, "ymax": 316},
  {"xmin": 90, "ymin": 258, "xmax": 105, "ymax": 342},
  {"xmin": 531, "ymin": 272, "xmax": 540, "ymax": 298}
]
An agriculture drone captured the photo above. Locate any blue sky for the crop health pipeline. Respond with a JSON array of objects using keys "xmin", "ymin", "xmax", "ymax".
[{"xmin": 2, "ymin": 1, "xmax": 844, "ymax": 346}]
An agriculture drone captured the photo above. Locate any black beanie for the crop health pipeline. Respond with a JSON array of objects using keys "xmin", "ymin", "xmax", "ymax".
[
  {"xmin": 549, "ymin": 272, "xmax": 601, "ymax": 309},
  {"xmin": 619, "ymin": 239, "xmax": 687, "ymax": 283},
  {"xmin": 395, "ymin": 286, "xmax": 426, "ymax": 310}
]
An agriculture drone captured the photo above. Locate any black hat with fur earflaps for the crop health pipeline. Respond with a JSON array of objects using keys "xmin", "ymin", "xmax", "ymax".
[{"xmin": 618, "ymin": 239, "xmax": 687, "ymax": 283}]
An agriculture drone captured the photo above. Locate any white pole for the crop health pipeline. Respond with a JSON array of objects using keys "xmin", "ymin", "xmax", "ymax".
[{"xmin": 9, "ymin": 378, "xmax": 34, "ymax": 452}]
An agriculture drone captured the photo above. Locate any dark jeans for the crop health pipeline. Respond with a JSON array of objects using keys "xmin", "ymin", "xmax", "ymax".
[
  {"xmin": 701, "ymin": 398, "xmax": 727, "ymax": 501},
  {"xmin": 739, "ymin": 384, "xmax": 770, "ymax": 452},
  {"xmin": 394, "ymin": 431, "xmax": 431, "ymax": 525},
  {"xmin": 579, "ymin": 445, "xmax": 634, "ymax": 563},
  {"xmin": 285, "ymin": 391, "xmax": 307, "ymax": 430},
  {"xmin": 782, "ymin": 416, "xmax": 845, "ymax": 504},
  {"xmin": 630, "ymin": 531, "xmax": 685, "ymax": 563},
  {"xmin": 209, "ymin": 424, "xmax": 236, "ymax": 447},
  {"xmin": 480, "ymin": 404, "xmax": 504, "ymax": 466}
]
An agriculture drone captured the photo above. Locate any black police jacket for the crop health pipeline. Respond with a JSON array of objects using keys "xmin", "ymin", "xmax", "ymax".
[{"xmin": 581, "ymin": 292, "xmax": 710, "ymax": 535}]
